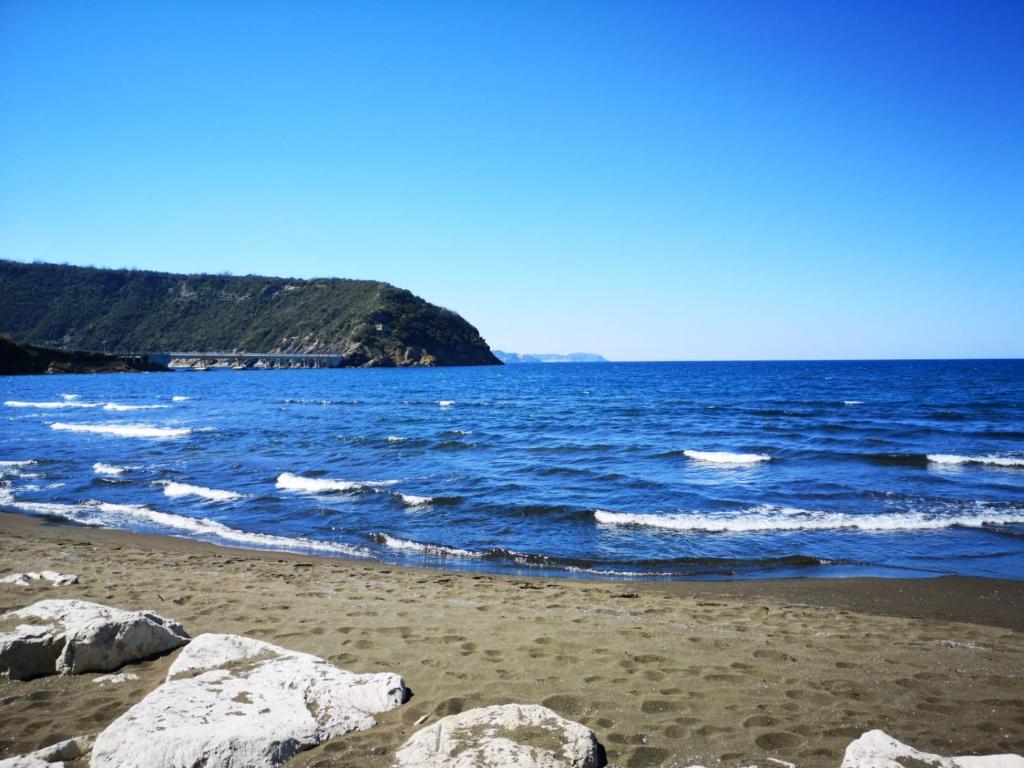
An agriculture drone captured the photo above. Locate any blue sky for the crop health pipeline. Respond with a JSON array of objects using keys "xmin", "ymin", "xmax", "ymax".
[{"xmin": 1, "ymin": 1, "xmax": 1022, "ymax": 360}]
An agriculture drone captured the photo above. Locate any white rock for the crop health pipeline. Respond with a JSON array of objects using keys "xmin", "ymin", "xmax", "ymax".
[
  {"xmin": 0, "ymin": 734, "xmax": 93, "ymax": 767},
  {"xmin": 93, "ymin": 670, "xmax": 140, "ymax": 685},
  {"xmin": 0, "ymin": 757, "xmax": 54, "ymax": 768},
  {"xmin": 91, "ymin": 633, "xmax": 408, "ymax": 768},
  {"xmin": 0, "ymin": 599, "xmax": 189, "ymax": 680},
  {"xmin": 1, "ymin": 571, "xmax": 78, "ymax": 587},
  {"xmin": 841, "ymin": 730, "xmax": 1024, "ymax": 768},
  {"xmin": 394, "ymin": 703, "xmax": 606, "ymax": 768}
]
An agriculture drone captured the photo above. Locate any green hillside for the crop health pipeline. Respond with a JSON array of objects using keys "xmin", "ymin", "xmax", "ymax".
[{"xmin": 0, "ymin": 260, "xmax": 500, "ymax": 367}]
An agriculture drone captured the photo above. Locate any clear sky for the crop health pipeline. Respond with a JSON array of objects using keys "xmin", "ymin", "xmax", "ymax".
[{"xmin": 1, "ymin": 1, "xmax": 1022, "ymax": 360}]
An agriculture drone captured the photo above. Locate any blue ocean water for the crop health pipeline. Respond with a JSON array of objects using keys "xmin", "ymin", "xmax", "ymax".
[{"xmin": 2, "ymin": 361, "xmax": 1023, "ymax": 580}]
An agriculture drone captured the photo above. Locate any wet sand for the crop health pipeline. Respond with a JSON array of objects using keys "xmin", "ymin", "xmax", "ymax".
[{"xmin": 1, "ymin": 511, "xmax": 1022, "ymax": 767}]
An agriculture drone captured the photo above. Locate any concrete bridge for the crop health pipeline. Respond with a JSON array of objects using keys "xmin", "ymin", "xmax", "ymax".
[{"xmin": 146, "ymin": 352, "xmax": 345, "ymax": 369}]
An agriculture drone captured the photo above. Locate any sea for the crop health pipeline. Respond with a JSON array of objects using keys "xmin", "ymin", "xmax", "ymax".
[{"xmin": 2, "ymin": 360, "xmax": 1023, "ymax": 580}]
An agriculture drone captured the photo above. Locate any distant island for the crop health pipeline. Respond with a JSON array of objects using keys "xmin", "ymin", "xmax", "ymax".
[
  {"xmin": 493, "ymin": 351, "xmax": 608, "ymax": 364},
  {"xmin": 0, "ymin": 260, "xmax": 501, "ymax": 368}
]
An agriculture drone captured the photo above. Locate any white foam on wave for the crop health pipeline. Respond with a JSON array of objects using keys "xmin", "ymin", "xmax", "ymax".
[
  {"xmin": 438, "ymin": 400, "xmax": 455, "ymax": 408},
  {"xmin": 92, "ymin": 502, "xmax": 369, "ymax": 556},
  {"xmin": 93, "ymin": 463, "xmax": 127, "ymax": 476},
  {"xmin": 51, "ymin": 422, "xmax": 192, "ymax": 439},
  {"xmin": 594, "ymin": 505, "xmax": 1024, "ymax": 533},
  {"xmin": 927, "ymin": 454, "xmax": 1024, "ymax": 468},
  {"xmin": 276, "ymin": 472, "xmax": 397, "ymax": 494},
  {"xmin": 843, "ymin": 400, "xmax": 864, "ymax": 406},
  {"xmin": 102, "ymin": 403, "xmax": 170, "ymax": 412},
  {"xmin": 162, "ymin": 481, "xmax": 242, "ymax": 502},
  {"xmin": 60, "ymin": 394, "xmax": 81, "ymax": 401},
  {"xmin": 683, "ymin": 449, "xmax": 772, "ymax": 465},
  {"xmin": 399, "ymin": 493, "xmax": 434, "ymax": 507},
  {"xmin": 375, "ymin": 534, "xmax": 481, "ymax": 558},
  {"xmin": 387, "ymin": 436, "xmax": 407, "ymax": 443},
  {"xmin": 5, "ymin": 400, "xmax": 99, "ymax": 409},
  {"xmin": 171, "ymin": 395, "xmax": 191, "ymax": 402},
  {"xmin": 0, "ymin": 486, "xmax": 102, "ymax": 524},
  {"xmin": 0, "ymin": 460, "xmax": 35, "ymax": 467},
  {"xmin": 0, "ymin": 485, "xmax": 368, "ymax": 557}
]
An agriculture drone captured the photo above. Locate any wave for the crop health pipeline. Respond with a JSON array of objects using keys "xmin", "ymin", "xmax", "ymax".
[
  {"xmin": 594, "ymin": 505, "xmax": 1024, "ymax": 533},
  {"xmin": 275, "ymin": 472, "xmax": 397, "ymax": 494},
  {"xmin": 102, "ymin": 403, "xmax": 170, "ymax": 412},
  {"xmin": 438, "ymin": 400, "xmax": 456, "ymax": 408},
  {"xmin": 859, "ymin": 452, "xmax": 1024, "ymax": 469},
  {"xmin": 93, "ymin": 463, "xmax": 127, "ymax": 476},
  {"xmin": 0, "ymin": 460, "xmax": 36, "ymax": 467},
  {"xmin": 5, "ymin": 400, "xmax": 99, "ymax": 409},
  {"xmin": 863, "ymin": 452, "xmax": 931, "ymax": 468},
  {"xmin": 398, "ymin": 493, "xmax": 434, "ymax": 507},
  {"xmin": 171, "ymin": 395, "xmax": 191, "ymax": 402},
  {"xmin": 60, "ymin": 394, "xmax": 80, "ymax": 401},
  {"xmin": 96, "ymin": 502, "xmax": 369, "ymax": 556},
  {"xmin": 370, "ymin": 533, "xmax": 481, "ymax": 558},
  {"xmin": 683, "ymin": 449, "xmax": 772, "ymax": 464},
  {"xmin": 386, "ymin": 436, "xmax": 407, "ymax": 443},
  {"xmin": 0, "ymin": 486, "xmax": 369, "ymax": 557},
  {"xmin": 843, "ymin": 400, "xmax": 864, "ymax": 406},
  {"xmin": 927, "ymin": 454, "xmax": 1024, "ymax": 469},
  {"xmin": 162, "ymin": 481, "xmax": 242, "ymax": 502},
  {"xmin": 51, "ymin": 422, "xmax": 192, "ymax": 439},
  {"xmin": 367, "ymin": 532, "xmax": 834, "ymax": 576}
]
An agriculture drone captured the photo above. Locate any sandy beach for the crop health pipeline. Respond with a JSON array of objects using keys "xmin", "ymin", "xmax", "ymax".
[{"xmin": 1, "ymin": 511, "xmax": 1022, "ymax": 767}]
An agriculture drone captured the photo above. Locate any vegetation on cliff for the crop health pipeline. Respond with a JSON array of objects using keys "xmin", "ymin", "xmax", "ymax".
[{"xmin": 0, "ymin": 260, "xmax": 500, "ymax": 367}]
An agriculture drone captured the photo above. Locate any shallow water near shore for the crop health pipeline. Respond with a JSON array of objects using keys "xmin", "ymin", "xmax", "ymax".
[{"xmin": 1, "ymin": 360, "xmax": 1023, "ymax": 579}]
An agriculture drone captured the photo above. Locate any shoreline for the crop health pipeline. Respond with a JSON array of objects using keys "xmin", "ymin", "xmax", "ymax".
[
  {"xmin": 2, "ymin": 510, "xmax": 1023, "ymax": 631},
  {"xmin": 3, "ymin": 510, "xmax": 1024, "ymax": 767}
]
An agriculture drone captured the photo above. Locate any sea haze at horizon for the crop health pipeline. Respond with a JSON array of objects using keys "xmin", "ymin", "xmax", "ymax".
[{"xmin": 1, "ymin": 360, "xmax": 1022, "ymax": 581}]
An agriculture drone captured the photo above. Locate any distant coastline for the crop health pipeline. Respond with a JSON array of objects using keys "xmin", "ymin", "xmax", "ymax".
[{"xmin": 492, "ymin": 350, "xmax": 607, "ymax": 364}]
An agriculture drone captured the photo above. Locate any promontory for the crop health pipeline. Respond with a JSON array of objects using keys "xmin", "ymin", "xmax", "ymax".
[{"xmin": 0, "ymin": 260, "xmax": 501, "ymax": 368}]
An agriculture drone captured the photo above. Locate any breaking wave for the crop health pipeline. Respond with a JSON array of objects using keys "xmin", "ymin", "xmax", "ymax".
[
  {"xmin": 594, "ymin": 506, "xmax": 1024, "ymax": 533},
  {"xmin": 93, "ymin": 463, "xmax": 127, "ymax": 476},
  {"xmin": 399, "ymin": 493, "xmax": 434, "ymax": 506},
  {"xmin": 367, "ymin": 532, "xmax": 834, "ymax": 576},
  {"xmin": 102, "ymin": 403, "xmax": 170, "ymax": 412},
  {"xmin": 162, "ymin": 481, "xmax": 242, "ymax": 502},
  {"xmin": 6, "ymin": 400, "xmax": 98, "ymax": 409},
  {"xmin": 276, "ymin": 472, "xmax": 398, "ymax": 494},
  {"xmin": 171, "ymin": 395, "xmax": 191, "ymax": 402},
  {"xmin": 927, "ymin": 454, "xmax": 1024, "ymax": 469},
  {"xmin": 370, "ymin": 533, "xmax": 481, "ymax": 558},
  {"xmin": 0, "ymin": 486, "xmax": 368, "ymax": 557},
  {"xmin": 50, "ymin": 422, "xmax": 192, "ymax": 439},
  {"xmin": 683, "ymin": 450, "xmax": 772, "ymax": 464}
]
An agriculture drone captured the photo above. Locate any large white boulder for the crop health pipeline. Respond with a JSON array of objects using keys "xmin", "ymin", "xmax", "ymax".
[
  {"xmin": 0, "ymin": 599, "xmax": 189, "ymax": 680},
  {"xmin": 91, "ymin": 633, "xmax": 408, "ymax": 768},
  {"xmin": 841, "ymin": 730, "xmax": 1024, "ymax": 768},
  {"xmin": 394, "ymin": 703, "xmax": 606, "ymax": 768}
]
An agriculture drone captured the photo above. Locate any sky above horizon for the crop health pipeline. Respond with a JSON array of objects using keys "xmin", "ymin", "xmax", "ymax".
[{"xmin": 2, "ymin": 1, "xmax": 1022, "ymax": 361}]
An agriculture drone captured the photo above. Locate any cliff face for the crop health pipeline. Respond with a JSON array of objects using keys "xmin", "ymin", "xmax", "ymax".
[
  {"xmin": 0, "ymin": 261, "xmax": 501, "ymax": 367},
  {"xmin": 0, "ymin": 337, "xmax": 161, "ymax": 375}
]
